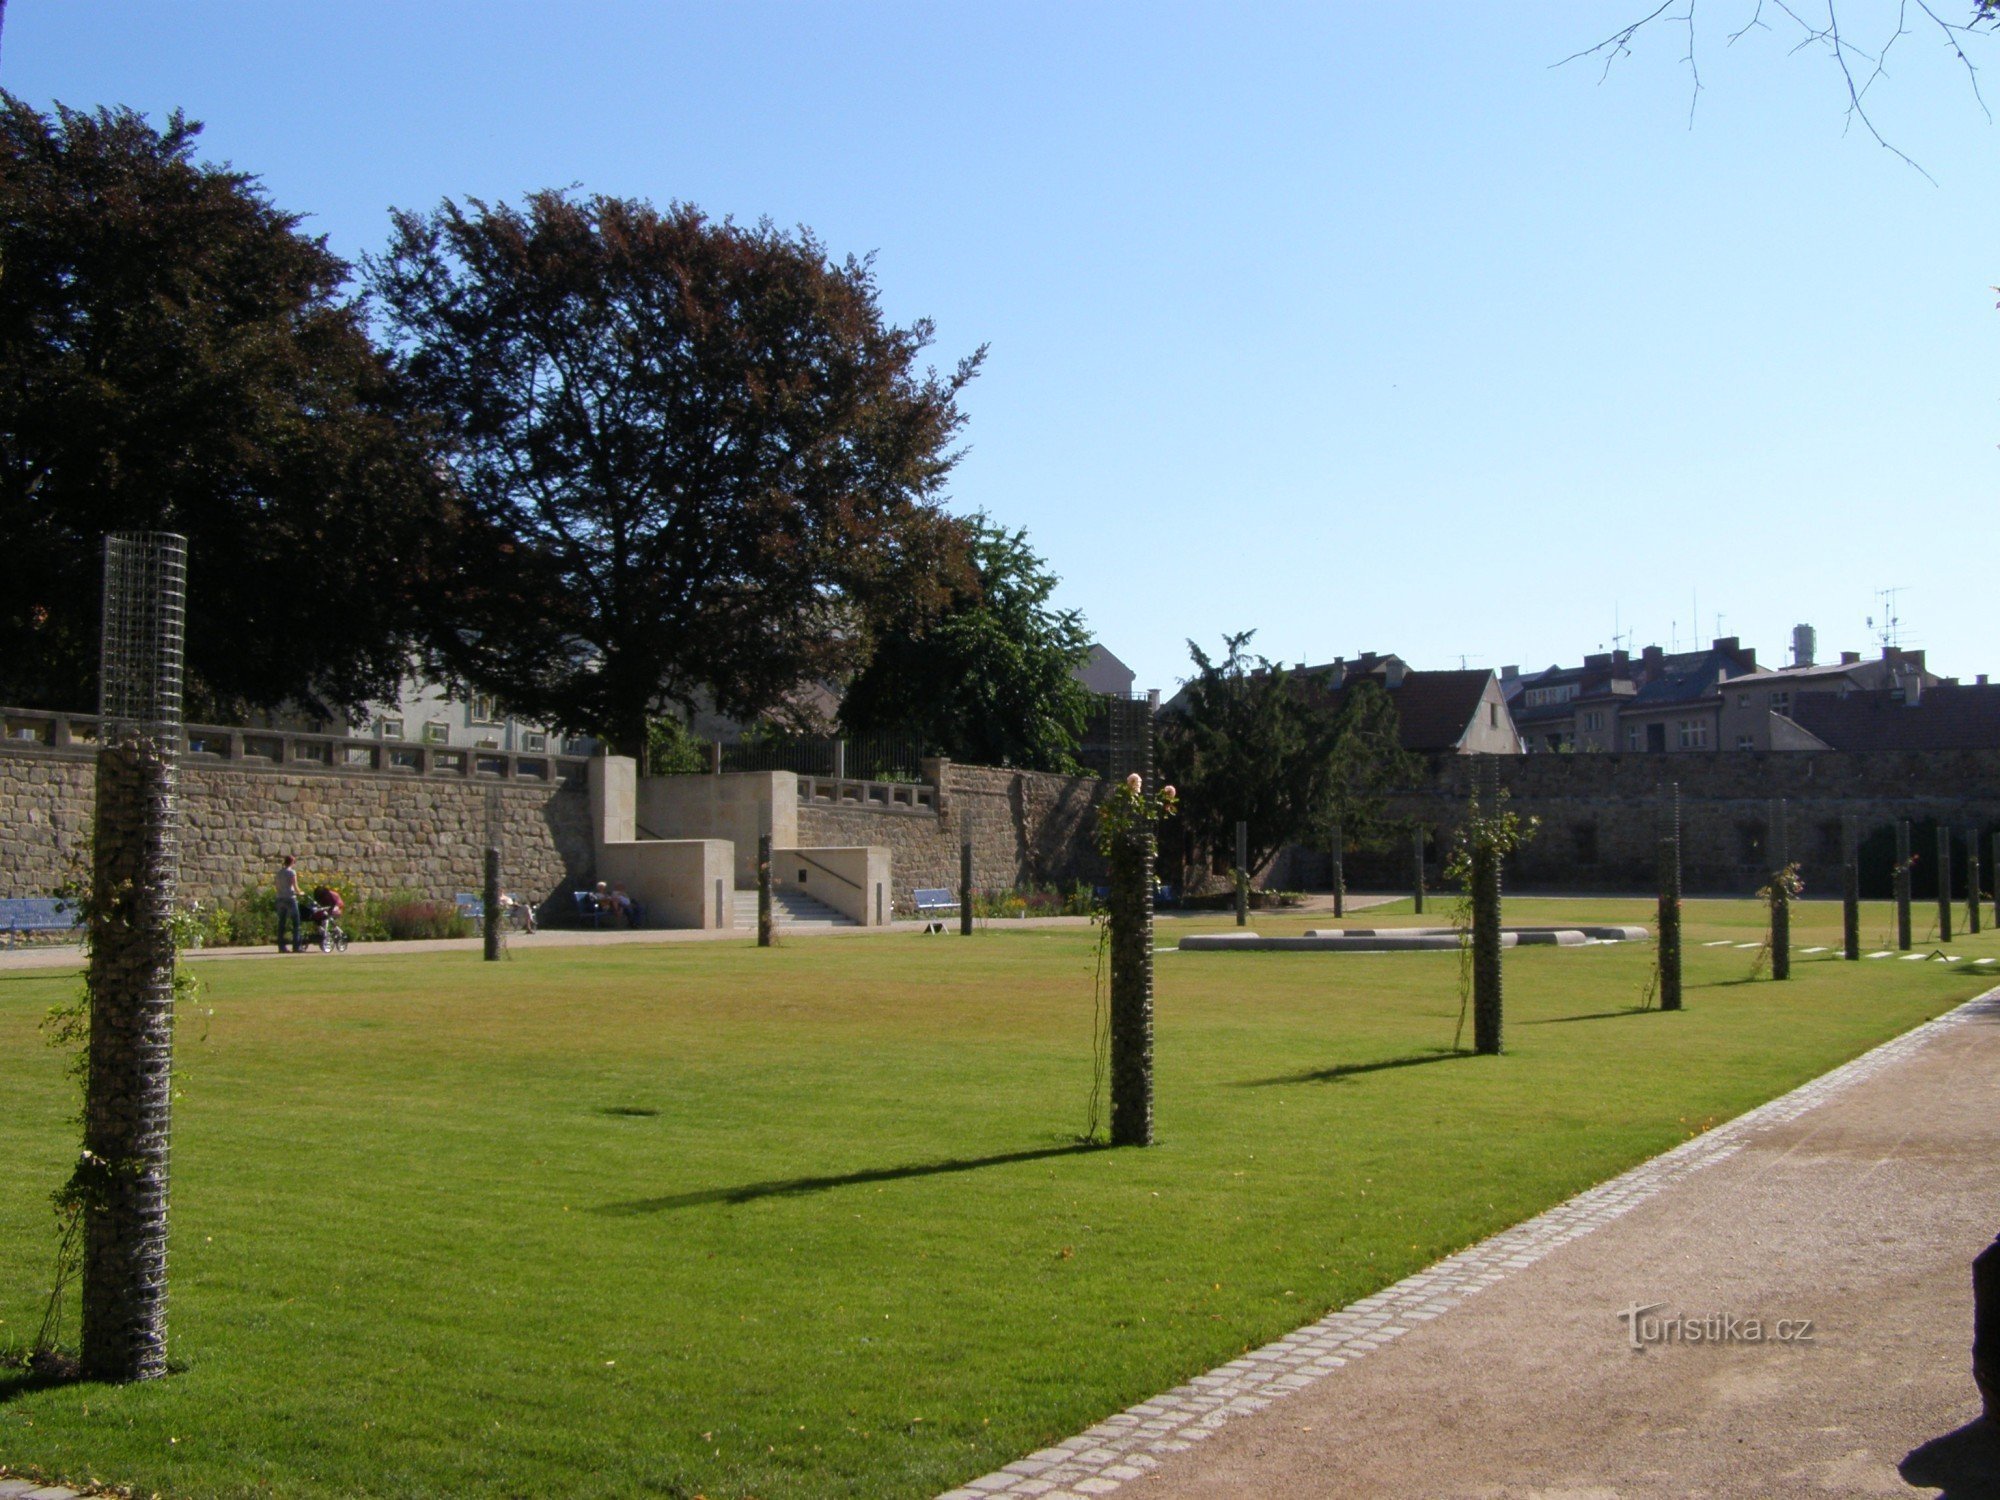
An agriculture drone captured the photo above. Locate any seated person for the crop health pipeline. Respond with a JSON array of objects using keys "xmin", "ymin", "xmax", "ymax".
[{"xmin": 608, "ymin": 882, "xmax": 644, "ymax": 928}]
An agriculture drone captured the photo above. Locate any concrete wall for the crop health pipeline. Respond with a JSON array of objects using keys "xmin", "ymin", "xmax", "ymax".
[
  {"xmin": 588, "ymin": 756, "xmax": 735, "ymax": 928},
  {"xmin": 774, "ymin": 845, "xmax": 890, "ymax": 926},
  {"xmin": 0, "ymin": 741, "xmax": 594, "ymax": 916},
  {"xmin": 636, "ymin": 771, "xmax": 796, "ymax": 887}
]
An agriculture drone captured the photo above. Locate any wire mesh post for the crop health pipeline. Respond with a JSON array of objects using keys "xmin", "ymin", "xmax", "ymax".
[
  {"xmin": 1937, "ymin": 825, "xmax": 1954, "ymax": 944},
  {"xmin": 959, "ymin": 834, "xmax": 973, "ymax": 937},
  {"xmin": 1769, "ymin": 798, "xmax": 1790, "ymax": 981},
  {"xmin": 482, "ymin": 847, "xmax": 501, "ymax": 962},
  {"xmin": 1330, "ymin": 820, "xmax": 1345, "ymax": 918},
  {"xmin": 1233, "ymin": 821, "xmax": 1248, "ymax": 927},
  {"xmin": 1658, "ymin": 782, "xmax": 1682, "ymax": 1010},
  {"xmin": 1471, "ymin": 756, "xmax": 1504, "ymax": 1055},
  {"xmin": 757, "ymin": 835, "xmax": 774, "ymax": 947},
  {"xmin": 1896, "ymin": 820, "xmax": 1913, "ymax": 951},
  {"xmin": 81, "ymin": 531, "xmax": 186, "ymax": 1383},
  {"xmin": 1842, "ymin": 814, "xmax": 1860, "ymax": 962},
  {"xmin": 1991, "ymin": 832, "xmax": 1999, "ymax": 933},
  {"xmin": 1968, "ymin": 831, "xmax": 1982, "ymax": 937},
  {"xmin": 1411, "ymin": 824, "xmax": 1426, "ymax": 916},
  {"xmin": 1108, "ymin": 703, "xmax": 1156, "ymax": 1147}
]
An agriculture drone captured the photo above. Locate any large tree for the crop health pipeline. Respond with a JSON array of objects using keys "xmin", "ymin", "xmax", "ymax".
[
  {"xmin": 1158, "ymin": 633, "xmax": 1417, "ymax": 885},
  {"xmin": 368, "ymin": 192, "xmax": 981, "ymax": 758},
  {"xmin": 838, "ymin": 513, "xmax": 1094, "ymax": 772},
  {"xmin": 0, "ymin": 95, "xmax": 446, "ymax": 721}
]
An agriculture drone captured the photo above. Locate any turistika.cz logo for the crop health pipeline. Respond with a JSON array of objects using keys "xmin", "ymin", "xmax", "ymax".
[{"xmin": 1617, "ymin": 1302, "xmax": 1815, "ymax": 1350}]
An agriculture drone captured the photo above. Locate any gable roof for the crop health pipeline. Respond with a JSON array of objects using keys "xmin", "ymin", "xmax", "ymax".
[{"xmin": 1788, "ymin": 684, "xmax": 2000, "ymax": 752}]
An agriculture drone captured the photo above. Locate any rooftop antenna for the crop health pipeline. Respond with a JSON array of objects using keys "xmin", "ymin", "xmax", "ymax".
[{"xmin": 1870, "ymin": 586, "xmax": 1909, "ymax": 650}]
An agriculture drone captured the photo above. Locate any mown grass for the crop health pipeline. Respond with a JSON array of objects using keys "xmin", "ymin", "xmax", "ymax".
[{"xmin": 1, "ymin": 896, "xmax": 1993, "ymax": 1498}]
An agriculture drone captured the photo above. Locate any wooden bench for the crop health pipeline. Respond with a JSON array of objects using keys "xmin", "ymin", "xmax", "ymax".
[
  {"xmin": 912, "ymin": 887, "xmax": 956, "ymax": 934},
  {"xmin": 0, "ymin": 896, "xmax": 82, "ymax": 947}
]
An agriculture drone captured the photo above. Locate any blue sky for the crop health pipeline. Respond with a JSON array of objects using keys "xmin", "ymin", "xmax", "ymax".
[{"xmin": 8, "ymin": 3, "xmax": 1997, "ymax": 691}]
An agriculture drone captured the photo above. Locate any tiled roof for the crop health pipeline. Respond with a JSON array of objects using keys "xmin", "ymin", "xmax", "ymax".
[
  {"xmin": 1788, "ymin": 685, "xmax": 2000, "ymax": 752},
  {"xmin": 1372, "ymin": 669, "xmax": 1496, "ymax": 753}
]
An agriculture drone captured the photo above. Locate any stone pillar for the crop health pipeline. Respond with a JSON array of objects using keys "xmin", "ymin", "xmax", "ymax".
[
  {"xmin": 1411, "ymin": 824, "xmax": 1426, "ymax": 916},
  {"xmin": 757, "ymin": 834, "xmax": 773, "ymax": 947},
  {"xmin": 1937, "ymin": 825, "xmax": 1954, "ymax": 944},
  {"xmin": 80, "ymin": 735, "xmax": 177, "ymax": 1382},
  {"xmin": 1472, "ymin": 758, "xmax": 1503, "ymax": 1054},
  {"xmin": 482, "ymin": 846, "xmax": 501, "ymax": 962},
  {"xmin": 1658, "ymin": 782, "xmax": 1682, "ymax": 1010},
  {"xmin": 1769, "ymin": 798, "xmax": 1790, "ymax": 981},
  {"xmin": 1896, "ymin": 820, "xmax": 1913, "ymax": 951},
  {"xmin": 1330, "ymin": 821, "xmax": 1345, "ymax": 918},
  {"xmin": 1842, "ymin": 814, "xmax": 1860, "ymax": 962},
  {"xmin": 1234, "ymin": 821, "xmax": 1248, "ymax": 928},
  {"xmin": 1108, "ymin": 822, "xmax": 1155, "ymax": 1147}
]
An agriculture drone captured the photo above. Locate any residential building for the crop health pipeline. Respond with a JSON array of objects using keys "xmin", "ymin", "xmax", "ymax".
[{"xmin": 1786, "ymin": 678, "xmax": 2000, "ymax": 751}]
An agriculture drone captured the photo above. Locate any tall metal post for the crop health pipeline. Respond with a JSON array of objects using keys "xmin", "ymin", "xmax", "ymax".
[
  {"xmin": 1992, "ymin": 832, "xmax": 1999, "ymax": 932},
  {"xmin": 1411, "ymin": 824, "xmax": 1426, "ymax": 916},
  {"xmin": 1657, "ymin": 782, "xmax": 1682, "ymax": 1009},
  {"xmin": 1234, "ymin": 820, "xmax": 1248, "ymax": 927},
  {"xmin": 482, "ymin": 846, "xmax": 501, "ymax": 961},
  {"xmin": 1330, "ymin": 821, "xmax": 1345, "ymax": 918},
  {"xmin": 1769, "ymin": 798, "xmax": 1790, "ymax": 980},
  {"xmin": 1938, "ymin": 825, "xmax": 1954, "ymax": 944},
  {"xmin": 960, "ymin": 834, "xmax": 973, "ymax": 937},
  {"xmin": 81, "ymin": 531, "xmax": 187, "ymax": 1383},
  {"xmin": 1969, "ymin": 831, "xmax": 1983, "ymax": 936},
  {"xmin": 1471, "ymin": 757, "xmax": 1504, "ymax": 1054},
  {"xmin": 756, "ymin": 834, "xmax": 774, "ymax": 947},
  {"xmin": 1841, "ymin": 814, "xmax": 1860, "ymax": 961},
  {"xmin": 1896, "ymin": 820, "xmax": 1913, "ymax": 951}
]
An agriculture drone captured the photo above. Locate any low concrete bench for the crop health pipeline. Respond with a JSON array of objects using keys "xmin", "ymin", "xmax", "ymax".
[
  {"xmin": 0, "ymin": 896, "xmax": 82, "ymax": 947},
  {"xmin": 912, "ymin": 887, "xmax": 955, "ymax": 934}
]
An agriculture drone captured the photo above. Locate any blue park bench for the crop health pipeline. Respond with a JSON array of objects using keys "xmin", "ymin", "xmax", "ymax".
[
  {"xmin": 0, "ymin": 896, "xmax": 82, "ymax": 947},
  {"xmin": 912, "ymin": 887, "xmax": 956, "ymax": 934}
]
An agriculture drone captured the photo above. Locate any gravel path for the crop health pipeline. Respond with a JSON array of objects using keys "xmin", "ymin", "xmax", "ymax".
[{"xmin": 945, "ymin": 988, "xmax": 2000, "ymax": 1499}]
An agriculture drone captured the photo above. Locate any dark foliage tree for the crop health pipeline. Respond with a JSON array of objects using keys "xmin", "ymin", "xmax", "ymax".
[
  {"xmin": 0, "ymin": 95, "xmax": 446, "ymax": 721},
  {"xmin": 368, "ymin": 191, "xmax": 980, "ymax": 758},
  {"xmin": 838, "ymin": 513, "xmax": 1093, "ymax": 772},
  {"xmin": 1157, "ymin": 632, "xmax": 1418, "ymax": 884}
]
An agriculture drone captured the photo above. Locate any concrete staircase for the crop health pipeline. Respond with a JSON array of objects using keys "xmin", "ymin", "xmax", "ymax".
[{"xmin": 731, "ymin": 886, "xmax": 858, "ymax": 931}]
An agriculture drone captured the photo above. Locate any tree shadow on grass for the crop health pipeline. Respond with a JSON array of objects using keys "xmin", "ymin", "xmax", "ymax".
[
  {"xmin": 0, "ymin": 1348, "xmax": 87, "ymax": 1406},
  {"xmin": 1237, "ymin": 1048, "xmax": 1474, "ymax": 1088},
  {"xmin": 593, "ymin": 1142, "xmax": 1107, "ymax": 1215},
  {"xmin": 1524, "ymin": 1006, "xmax": 1666, "ymax": 1025}
]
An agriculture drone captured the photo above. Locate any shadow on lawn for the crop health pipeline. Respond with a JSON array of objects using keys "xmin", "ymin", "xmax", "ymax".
[
  {"xmin": 594, "ymin": 1142, "xmax": 1106, "ymax": 1215},
  {"xmin": 1239, "ymin": 1048, "xmax": 1474, "ymax": 1088},
  {"xmin": 1524, "ymin": 1006, "xmax": 1665, "ymax": 1025}
]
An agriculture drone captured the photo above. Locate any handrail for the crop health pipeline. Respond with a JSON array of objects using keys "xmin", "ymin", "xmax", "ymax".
[{"xmin": 788, "ymin": 850, "xmax": 864, "ymax": 892}]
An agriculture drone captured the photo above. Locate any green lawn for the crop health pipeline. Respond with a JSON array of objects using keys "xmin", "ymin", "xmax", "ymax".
[{"xmin": 2, "ymin": 897, "xmax": 1994, "ymax": 1499}]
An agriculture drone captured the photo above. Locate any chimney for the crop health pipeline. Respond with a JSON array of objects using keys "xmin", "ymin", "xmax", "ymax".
[
  {"xmin": 1791, "ymin": 623, "xmax": 1816, "ymax": 668},
  {"xmin": 1980, "ymin": 675, "xmax": 1990, "ymax": 687},
  {"xmin": 1712, "ymin": 637, "xmax": 1738, "ymax": 654},
  {"xmin": 1841, "ymin": 651, "xmax": 1860, "ymax": 665},
  {"xmin": 1500, "ymin": 664, "xmax": 1519, "ymax": 681},
  {"xmin": 1642, "ymin": 645, "xmax": 1664, "ymax": 671},
  {"xmin": 1613, "ymin": 649, "xmax": 1629, "ymax": 666},
  {"xmin": 1584, "ymin": 652, "xmax": 1610, "ymax": 670}
]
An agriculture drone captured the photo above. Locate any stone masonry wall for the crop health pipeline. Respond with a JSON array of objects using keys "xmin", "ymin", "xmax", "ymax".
[
  {"xmin": 0, "ymin": 743, "xmax": 595, "ymax": 917},
  {"xmin": 1325, "ymin": 749, "xmax": 2000, "ymax": 896},
  {"xmin": 797, "ymin": 761, "xmax": 1111, "ymax": 911}
]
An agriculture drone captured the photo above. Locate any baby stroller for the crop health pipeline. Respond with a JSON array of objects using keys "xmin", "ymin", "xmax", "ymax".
[{"xmin": 305, "ymin": 885, "xmax": 350, "ymax": 953}]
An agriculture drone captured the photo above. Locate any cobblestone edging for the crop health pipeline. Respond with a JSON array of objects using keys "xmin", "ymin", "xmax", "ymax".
[{"xmin": 940, "ymin": 986, "xmax": 2000, "ymax": 1500}]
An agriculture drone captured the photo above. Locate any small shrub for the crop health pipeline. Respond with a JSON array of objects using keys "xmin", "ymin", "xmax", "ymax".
[{"xmin": 376, "ymin": 898, "xmax": 471, "ymax": 942}]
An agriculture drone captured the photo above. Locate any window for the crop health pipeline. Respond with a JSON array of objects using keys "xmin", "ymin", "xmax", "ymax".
[
  {"xmin": 1735, "ymin": 735, "xmax": 1754, "ymax": 751},
  {"xmin": 378, "ymin": 717, "xmax": 405, "ymax": 741},
  {"xmin": 1769, "ymin": 690, "xmax": 1791, "ymax": 718},
  {"xmin": 475, "ymin": 736, "xmax": 500, "ymax": 751},
  {"xmin": 1738, "ymin": 693, "xmax": 1751, "ymax": 708},
  {"xmin": 1625, "ymin": 725, "xmax": 1644, "ymax": 751},
  {"xmin": 522, "ymin": 731, "xmax": 548, "ymax": 753},
  {"xmin": 1581, "ymin": 710, "xmax": 1604, "ymax": 733},
  {"xmin": 1489, "ymin": 703, "xmax": 1499, "ymax": 728},
  {"xmin": 1677, "ymin": 719, "xmax": 1709, "ymax": 750},
  {"xmin": 1523, "ymin": 683, "xmax": 1579, "ymax": 708},
  {"xmin": 422, "ymin": 721, "xmax": 449, "ymax": 745},
  {"xmin": 470, "ymin": 693, "xmax": 501, "ymax": 725}
]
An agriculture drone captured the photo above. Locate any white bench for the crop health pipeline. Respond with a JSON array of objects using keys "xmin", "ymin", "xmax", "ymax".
[{"xmin": 912, "ymin": 887, "xmax": 956, "ymax": 934}]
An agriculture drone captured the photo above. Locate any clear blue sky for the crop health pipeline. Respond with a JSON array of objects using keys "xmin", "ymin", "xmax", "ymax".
[{"xmin": 9, "ymin": 3, "xmax": 1997, "ymax": 691}]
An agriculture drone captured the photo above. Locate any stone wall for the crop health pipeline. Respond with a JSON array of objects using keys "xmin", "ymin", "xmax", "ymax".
[
  {"xmin": 0, "ymin": 742, "xmax": 595, "ymax": 917},
  {"xmin": 796, "ymin": 761, "xmax": 1111, "ymax": 910},
  {"xmin": 1326, "ymin": 749, "xmax": 2000, "ymax": 896}
]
